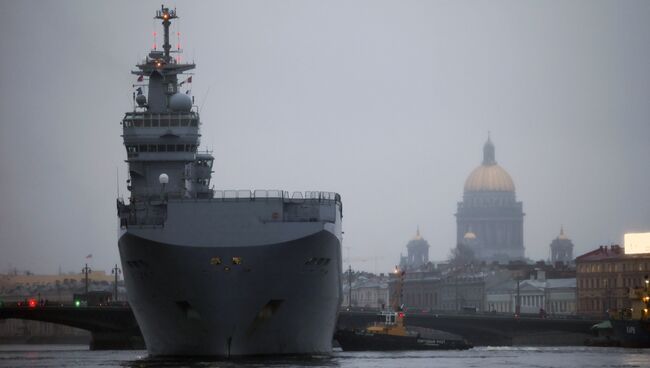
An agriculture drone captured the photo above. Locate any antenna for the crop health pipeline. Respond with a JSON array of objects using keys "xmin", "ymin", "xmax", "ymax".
[
  {"xmin": 199, "ymin": 85, "xmax": 211, "ymax": 114},
  {"xmin": 154, "ymin": 5, "xmax": 179, "ymax": 62},
  {"xmin": 116, "ymin": 167, "xmax": 120, "ymax": 198}
]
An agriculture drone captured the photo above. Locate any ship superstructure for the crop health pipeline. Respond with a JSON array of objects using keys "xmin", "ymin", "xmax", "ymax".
[{"xmin": 117, "ymin": 6, "xmax": 343, "ymax": 357}]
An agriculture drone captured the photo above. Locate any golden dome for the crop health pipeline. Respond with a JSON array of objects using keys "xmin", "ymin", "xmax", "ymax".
[
  {"xmin": 464, "ymin": 164, "xmax": 515, "ymax": 192},
  {"xmin": 463, "ymin": 231, "xmax": 477, "ymax": 240},
  {"xmin": 464, "ymin": 135, "xmax": 515, "ymax": 192}
]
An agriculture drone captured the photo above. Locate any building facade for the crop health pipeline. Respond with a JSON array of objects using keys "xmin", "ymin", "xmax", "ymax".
[
  {"xmin": 456, "ymin": 136, "xmax": 524, "ymax": 262},
  {"xmin": 486, "ymin": 273, "xmax": 576, "ymax": 315},
  {"xmin": 341, "ymin": 275, "xmax": 389, "ymax": 310},
  {"xmin": 576, "ymin": 245, "xmax": 650, "ymax": 317}
]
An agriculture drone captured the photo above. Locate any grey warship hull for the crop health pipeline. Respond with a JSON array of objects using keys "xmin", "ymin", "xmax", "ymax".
[{"xmin": 119, "ymin": 228, "xmax": 341, "ymax": 356}]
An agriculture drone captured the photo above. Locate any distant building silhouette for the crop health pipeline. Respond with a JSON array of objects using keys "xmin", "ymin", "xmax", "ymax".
[
  {"xmin": 399, "ymin": 227, "xmax": 430, "ymax": 270},
  {"xmin": 550, "ymin": 226, "xmax": 574, "ymax": 265},
  {"xmin": 456, "ymin": 135, "xmax": 525, "ymax": 262}
]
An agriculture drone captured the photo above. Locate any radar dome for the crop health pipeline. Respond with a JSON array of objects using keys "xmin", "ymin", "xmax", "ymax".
[
  {"xmin": 136, "ymin": 94, "xmax": 147, "ymax": 107},
  {"xmin": 159, "ymin": 173, "xmax": 169, "ymax": 185},
  {"xmin": 169, "ymin": 92, "xmax": 192, "ymax": 112}
]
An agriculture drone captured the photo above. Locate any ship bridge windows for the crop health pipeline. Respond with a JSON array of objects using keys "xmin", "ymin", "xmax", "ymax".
[
  {"xmin": 124, "ymin": 117, "xmax": 199, "ymax": 128},
  {"xmin": 125, "ymin": 144, "xmax": 197, "ymax": 154}
]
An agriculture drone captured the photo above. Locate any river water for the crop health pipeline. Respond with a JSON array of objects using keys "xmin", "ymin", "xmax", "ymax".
[{"xmin": 0, "ymin": 345, "xmax": 647, "ymax": 368}]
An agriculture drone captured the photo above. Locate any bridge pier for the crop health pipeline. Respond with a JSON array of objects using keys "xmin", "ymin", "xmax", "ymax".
[{"xmin": 90, "ymin": 331, "xmax": 145, "ymax": 350}]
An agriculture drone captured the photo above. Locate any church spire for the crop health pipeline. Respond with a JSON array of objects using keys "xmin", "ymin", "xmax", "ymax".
[{"xmin": 482, "ymin": 132, "xmax": 496, "ymax": 165}]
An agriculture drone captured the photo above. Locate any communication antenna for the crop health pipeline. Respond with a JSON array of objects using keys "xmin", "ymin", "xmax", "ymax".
[
  {"xmin": 199, "ymin": 85, "xmax": 211, "ymax": 114},
  {"xmin": 176, "ymin": 17, "xmax": 182, "ymax": 63}
]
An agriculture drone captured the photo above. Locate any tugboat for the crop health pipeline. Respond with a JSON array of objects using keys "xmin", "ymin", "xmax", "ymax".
[
  {"xmin": 335, "ymin": 268, "xmax": 472, "ymax": 351},
  {"xmin": 609, "ymin": 275, "xmax": 650, "ymax": 348}
]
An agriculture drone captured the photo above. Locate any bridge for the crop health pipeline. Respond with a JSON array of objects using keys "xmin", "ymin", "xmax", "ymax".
[
  {"xmin": 338, "ymin": 311, "xmax": 600, "ymax": 346},
  {"xmin": 0, "ymin": 306, "xmax": 600, "ymax": 349},
  {"xmin": 0, "ymin": 306, "xmax": 143, "ymax": 350}
]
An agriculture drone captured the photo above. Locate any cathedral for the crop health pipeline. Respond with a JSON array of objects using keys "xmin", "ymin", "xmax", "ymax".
[{"xmin": 456, "ymin": 136, "xmax": 525, "ymax": 262}]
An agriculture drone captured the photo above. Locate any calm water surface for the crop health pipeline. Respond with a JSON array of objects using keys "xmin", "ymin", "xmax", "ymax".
[{"xmin": 0, "ymin": 345, "xmax": 648, "ymax": 368}]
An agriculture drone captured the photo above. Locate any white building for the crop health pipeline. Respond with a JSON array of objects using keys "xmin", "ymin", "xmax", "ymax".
[
  {"xmin": 341, "ymin": 276, "xmax": 389, "ymax": 310},
  {"xmin": 486, "ymin": 271, "xmax": 576, "ymax": 315}
]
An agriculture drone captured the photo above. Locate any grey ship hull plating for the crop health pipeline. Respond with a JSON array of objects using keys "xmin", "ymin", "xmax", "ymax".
[{"xmin": 119, "ymin": 228, "xmax": 341, "ymax": 356}]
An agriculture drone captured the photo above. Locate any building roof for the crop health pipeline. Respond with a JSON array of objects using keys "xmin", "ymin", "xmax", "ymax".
[
  {"xmin": 546, "ymin": 278, "xmax": 576, "ymax": 288},
  {"xmin": 573, "ymin": 244, "xmax": 646, "ymax": 262},
  {"xmin": 464, "ymin": 137, "xmax": 515, "ymax": 192},
  {"xmin": 406, "ymin": 227, "xmax": 430, "ymax": 250}
]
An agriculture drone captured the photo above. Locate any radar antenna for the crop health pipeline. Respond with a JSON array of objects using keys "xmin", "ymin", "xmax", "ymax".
[{"xmin": 154, "ymin": 5, "xmax": 178, "ymax": 62}]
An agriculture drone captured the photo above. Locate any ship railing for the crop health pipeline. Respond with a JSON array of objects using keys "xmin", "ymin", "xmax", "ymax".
[
  {"xmin": 210, "ymin": 189, "xmax": 341, "ymax": 204},
  {"xmin": 129, "ymin": 188, "xmax": 340, "ymax": 205}
]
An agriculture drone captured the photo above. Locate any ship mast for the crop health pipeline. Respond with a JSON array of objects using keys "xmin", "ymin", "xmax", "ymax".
[{"xmin": 154, "ymin": 6, "xmax": 177, "ymax": 62}]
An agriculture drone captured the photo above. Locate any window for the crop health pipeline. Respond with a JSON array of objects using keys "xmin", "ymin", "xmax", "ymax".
[
  {"xmin": 232, "ymin": 256, "xmax": 242, "ymax": 265},
  {"xmin": 210, "ymin": 257, "xmax": 221, "ymax": 265}
]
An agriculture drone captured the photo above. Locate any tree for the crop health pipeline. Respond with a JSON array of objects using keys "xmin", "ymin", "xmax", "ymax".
[{"xmin": 449, "ymin": 243, "xmax": 476, "ymax": 268}]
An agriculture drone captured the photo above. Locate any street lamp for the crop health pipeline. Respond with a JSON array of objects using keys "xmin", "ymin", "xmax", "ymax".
[
  {"xmin": 112, "ymin": 264, "xmax": 122, "ymax": 302},
  {"xmin": 81, "ymin": 264, "xmax": 92, "ymax": 295}
]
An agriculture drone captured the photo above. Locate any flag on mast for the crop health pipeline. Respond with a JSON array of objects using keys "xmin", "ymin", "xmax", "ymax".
[
  {"xmin": 179, "ymin": 76, "xmax": 192, "ymax": 86},
  {"xmin": 86, "ymin": 254, "xmax": 93, "ymax": 259}
]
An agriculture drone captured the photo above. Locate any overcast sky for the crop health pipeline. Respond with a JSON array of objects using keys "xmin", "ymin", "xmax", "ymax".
[{"xmin": 1, "ymin": 1, "xmax": 649, "ymax": 275}]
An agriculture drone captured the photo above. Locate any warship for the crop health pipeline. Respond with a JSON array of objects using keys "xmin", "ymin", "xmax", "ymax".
[{"xmin": 116, "ymin": 6, "xmax": 343, "ymax": 357}]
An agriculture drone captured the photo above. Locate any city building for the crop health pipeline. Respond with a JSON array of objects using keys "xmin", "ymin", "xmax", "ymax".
[
  {"xmin": 389, "ymin": 267, "xmax": 510, "ymax": 313},
  {"xmin": 576, "ymin": 244, "xmax": 650, "ymax": 317},
  {"xmin": 456, "ymin": 136, "xmax": 525, "ymax": 263},
  {"xmin": 341, "ymin": 274, "xmax": 389, "ymax": 310},
  {"xmin": 550, "ymin": 226, "xmax": 574, "ymax": 265},
  {"xmin": 486, "ymin": 271, "xmax": 576, "ymax": 315},
  {"xmin": 399, "ymin": 228, "xmax": 430, "ymax": 271}
]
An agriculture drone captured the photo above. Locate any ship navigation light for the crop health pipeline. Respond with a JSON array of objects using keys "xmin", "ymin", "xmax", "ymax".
[{"xmin": 28, "ymin": 299, "xmax": 37, "ymax": 308}]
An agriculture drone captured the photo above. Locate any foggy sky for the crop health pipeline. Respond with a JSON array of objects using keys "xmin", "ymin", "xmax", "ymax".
[{"xmin": 1, "ymin": 1, "xmax": 649, "ymax": 275}]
